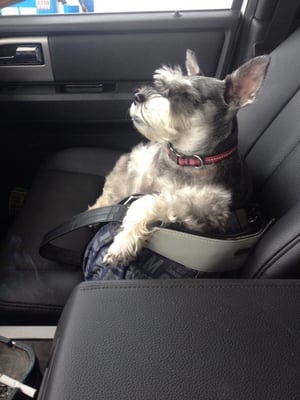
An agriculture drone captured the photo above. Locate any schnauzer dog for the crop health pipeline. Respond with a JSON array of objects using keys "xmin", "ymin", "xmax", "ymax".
[{"xmin": 89, "ymin": 50, "xmax": 270, "ymax": 266}]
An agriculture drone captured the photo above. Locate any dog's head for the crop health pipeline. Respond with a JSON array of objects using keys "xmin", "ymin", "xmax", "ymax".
[{"xmin": 130, "ymin": 50, "xmax": 270, "ymax": 152}]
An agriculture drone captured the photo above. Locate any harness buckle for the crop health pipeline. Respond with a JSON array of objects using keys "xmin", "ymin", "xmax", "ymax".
[{"xmin": 122, "ymin": 194, "xmax": 145, "ymax": 205}]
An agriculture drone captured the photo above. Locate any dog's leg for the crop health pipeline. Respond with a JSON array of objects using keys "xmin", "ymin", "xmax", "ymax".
[{"xmin": 104, "ymin": 185, "xmax": 231, "ymax": 266}]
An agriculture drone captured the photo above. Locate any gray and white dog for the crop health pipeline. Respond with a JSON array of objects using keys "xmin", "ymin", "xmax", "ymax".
[{"xmin": 89, "ymin": 50, "xmax": 270, "ymax": 266}]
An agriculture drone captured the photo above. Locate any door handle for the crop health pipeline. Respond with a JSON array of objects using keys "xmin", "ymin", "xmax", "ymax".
[{"xmin": 0, "ymin": 44, "xmax": 44, "ymax": 65}]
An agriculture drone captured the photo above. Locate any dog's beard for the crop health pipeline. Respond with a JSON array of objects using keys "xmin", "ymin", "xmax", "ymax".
[
  {"xmin": 130, "ymin": 96, "xmax": 179, "ymax": 142},
  {"xmin": 130, "ymin": 96, "xmax": 213, "ymax": 154}
]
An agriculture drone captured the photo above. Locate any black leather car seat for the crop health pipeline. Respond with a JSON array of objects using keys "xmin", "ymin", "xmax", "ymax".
[
  {"xmin": 1, "ymin": 28, "xmax": 300, "ymax": 324},
  {"xmin": 0, "ymin": 148, "xmax": 122, "ymax": 323},
  {"xmin": 238, "ymin": 27, "xmax": 300, "ymax": 278}
]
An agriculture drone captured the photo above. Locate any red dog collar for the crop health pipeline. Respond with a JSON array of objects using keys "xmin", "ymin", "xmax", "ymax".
[{"xmin": 167, "ymin": 143, "xmax": 238, "ymax": 168}]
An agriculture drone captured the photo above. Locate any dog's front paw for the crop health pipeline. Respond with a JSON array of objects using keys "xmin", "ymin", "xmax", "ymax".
[
  {"xmin": 103, "ymin": 242, "xmax": 136, "ymax": 267},
  {"xmin": 103, "ymin": 252, "xmax": 128, "ymax": 268},
  {"xmin": 103, "ymin": 228, "xmax": 144, "ymax": 267}
]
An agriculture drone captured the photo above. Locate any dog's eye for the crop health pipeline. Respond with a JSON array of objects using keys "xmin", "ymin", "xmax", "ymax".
[
  {"xmin": 169, "ymin": 89, "xmax": 188, "ymax": 100},
  {"xmin": 168, "ymin": 88, "xmax": 200, "ymax": 110}
]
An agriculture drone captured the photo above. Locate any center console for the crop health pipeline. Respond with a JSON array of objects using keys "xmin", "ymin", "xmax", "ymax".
[{"xmin": 37, "ymin": 280, "xmax": 300, "ymax": 399}]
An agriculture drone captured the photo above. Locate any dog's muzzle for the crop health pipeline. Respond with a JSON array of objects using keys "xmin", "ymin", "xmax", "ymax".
[
  {"xmin": 131, "ymin": 91, "xmax": 146, "ymax": 124},
  {"xmin": 130, "ymin": 102, "xmax": 143, "ymax": 125}
]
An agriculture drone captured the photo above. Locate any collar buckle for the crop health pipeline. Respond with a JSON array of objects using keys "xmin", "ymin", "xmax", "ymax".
[
  {"xmin": 167, "ymin": 142, "xmax": 238, "ymax": 168},
  {"xmin": 193, "ymin": 155, "xmax": 204, "ymax": 169}
]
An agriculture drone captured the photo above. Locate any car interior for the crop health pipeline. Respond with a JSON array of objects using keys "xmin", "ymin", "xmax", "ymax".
[{"xmin": 1, "ymin": 0, "xmax": 300, "ymax": 398}]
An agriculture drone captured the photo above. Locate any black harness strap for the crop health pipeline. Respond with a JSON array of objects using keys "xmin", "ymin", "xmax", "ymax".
[
  {"xmin": 39, "ymin": 204, "xmax": 128, "ymax": 266},
  {"xmin": 39, "ymin": 199, "xmax": 261, "ymax": 267}
]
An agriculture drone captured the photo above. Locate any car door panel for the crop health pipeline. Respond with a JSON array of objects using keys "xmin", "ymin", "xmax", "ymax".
[{"xmin": 0, "ymin": 10, "xmax": 241, "ymax": 125}]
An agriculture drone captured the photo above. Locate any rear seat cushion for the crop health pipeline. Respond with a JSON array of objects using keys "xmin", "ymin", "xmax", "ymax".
[{"xmin": 0, "ymin": 147, "xmax": 122, "ymax": 324}]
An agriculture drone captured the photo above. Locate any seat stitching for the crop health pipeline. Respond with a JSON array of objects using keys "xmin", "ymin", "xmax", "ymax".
[
  {"xmin": 244, "ymin": 86, "xmax": 300, "ymax": 158},
  {"xmin": 40, "ymin": 168, "xmax": 105, "ymax": 179},
  {"xmin": 258, "ymin": 135, "xmax": 300, "ymax": 192},
  {"xmin": 0, "ymin": 301, "xmax": 62, "ymax": 311},
  {"xmin": 78, "ymin": 283, "xmax": 300, "ymax": 291},
  {"xmin": 254, "ymin": 234, "xmax": 300, "ymax": 278}
]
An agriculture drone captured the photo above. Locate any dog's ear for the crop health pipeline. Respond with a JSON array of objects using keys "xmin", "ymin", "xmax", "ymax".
[
  {"xmin": 185, "ymin": 49, "xmax": 203, "ymax": 76},
  {"xmin": 224, "ymin": 55, "xmax": 270, "ymax": 108}
]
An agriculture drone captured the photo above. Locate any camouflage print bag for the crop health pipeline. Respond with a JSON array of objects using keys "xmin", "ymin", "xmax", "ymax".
[{"xmin": 83, "ymin": 222, "xmax": 204, "ymax": 280}]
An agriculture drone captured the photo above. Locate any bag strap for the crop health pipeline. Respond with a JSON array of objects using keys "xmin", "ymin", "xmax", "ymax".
[{"xmin": 39, "ymin": 204, "xmax": 128, "ymax": 266}]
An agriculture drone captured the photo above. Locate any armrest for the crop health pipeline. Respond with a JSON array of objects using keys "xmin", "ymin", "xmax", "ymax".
[{"xmin": 39, "ymin": 280, "xmax": 300, "ymax": 399}]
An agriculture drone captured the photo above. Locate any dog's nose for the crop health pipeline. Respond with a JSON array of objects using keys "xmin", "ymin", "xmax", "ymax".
[{"xmin": 134, "ymin": 92, "xmax": 146, "ymax": 103}]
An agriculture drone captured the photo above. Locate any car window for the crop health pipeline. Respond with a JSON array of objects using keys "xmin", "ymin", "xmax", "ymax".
[{"xmin": 0, "ymin": 0, "xmax": 233, "ymax": 16}]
